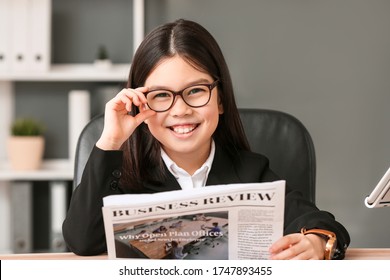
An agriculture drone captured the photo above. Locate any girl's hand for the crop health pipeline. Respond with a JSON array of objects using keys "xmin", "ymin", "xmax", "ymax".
[
  {"xmin": 96, "ymin": 87, "xmax": 156, "ymax": 150},
  {"xmin": 269, "ymin": 233, "xmax": 326, "ymax": 260}
]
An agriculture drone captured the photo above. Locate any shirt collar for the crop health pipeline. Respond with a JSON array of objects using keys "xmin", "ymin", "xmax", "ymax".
[{"xmin": 161, "ymin": 140, "xmax": 215, "ymax": 180}]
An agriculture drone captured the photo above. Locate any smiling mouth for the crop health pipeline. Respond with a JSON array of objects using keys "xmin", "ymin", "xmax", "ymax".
[{"xmin": 170, "ymin": 124, "xmax": 199, "ymax": 134}]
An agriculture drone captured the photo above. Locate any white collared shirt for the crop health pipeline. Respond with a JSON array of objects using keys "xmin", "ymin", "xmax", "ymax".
[{"xmin": 161, "ymin": 141, "xmax": 215, "ymax": 190}]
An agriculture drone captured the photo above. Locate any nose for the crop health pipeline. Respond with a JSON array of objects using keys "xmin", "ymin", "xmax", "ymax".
[{"xmin": 169, "ymin": 95, "xmax": 192, "ymax": 116}]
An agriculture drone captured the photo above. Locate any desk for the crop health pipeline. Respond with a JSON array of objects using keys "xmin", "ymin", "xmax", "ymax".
[
  {"xmin": 344, "ymin": 248, "xmax": 390, "ymax": 260},
  {"xmin": 0, "ymin": 248, "xmax": 389, "ymax": 260}
]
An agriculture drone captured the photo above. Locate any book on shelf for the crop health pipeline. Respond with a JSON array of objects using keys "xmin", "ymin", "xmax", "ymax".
[{"xmin": 102, "ymin": 181, "xmax": 285, "ymax": 259}]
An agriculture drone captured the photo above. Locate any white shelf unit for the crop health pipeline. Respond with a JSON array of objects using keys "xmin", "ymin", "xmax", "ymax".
[
  {"xmin": 0, "ymin": 159, "xmax": 73, "ymax": 181},
  {"xmin": 0, "ymin": 0, "xmax": 144, "ymax": 166},
  {"xmin": 0, "ymin": 0, "xmax": 144, "ymax": 254},
  {"xmin": 0, "ymin": 63, "xmax": 130, "ymax": 82}
]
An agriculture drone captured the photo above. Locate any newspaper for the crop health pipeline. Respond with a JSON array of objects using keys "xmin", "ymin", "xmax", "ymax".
[{"xmin": 102, "ymin": 181, "xmax": 285, "ymax": 260}]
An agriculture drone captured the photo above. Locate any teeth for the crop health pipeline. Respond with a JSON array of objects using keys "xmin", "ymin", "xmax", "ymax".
[{"xmin": 172, "ymin": 125, "xmax": 196, "ymax": 134}]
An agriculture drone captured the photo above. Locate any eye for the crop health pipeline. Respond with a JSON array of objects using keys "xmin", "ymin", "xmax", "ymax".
[
  {"xmin": 187, "ymin": 86, "xmax": 207, "ymax": 95},
  {"xmin": 150, "ymin": 91, "xmax": 172, "ymax": 99}
]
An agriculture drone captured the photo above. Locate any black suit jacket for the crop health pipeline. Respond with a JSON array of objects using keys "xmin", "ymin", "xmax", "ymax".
[{"xmin": 63, "ymin": 145, "xmax": 350, "ymax": 258}]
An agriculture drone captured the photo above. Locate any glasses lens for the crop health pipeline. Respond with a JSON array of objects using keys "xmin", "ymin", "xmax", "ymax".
[
  {"xmin": 146, "ymin": 84, "xmax": 213, "ymax": 112},
  {"xmin": 182, "ymin": 85, "xmax": 210, "ymax": 107},
  {"xmin": 146, "ymin": 90, "xmax": 174, "ymax": 112}
]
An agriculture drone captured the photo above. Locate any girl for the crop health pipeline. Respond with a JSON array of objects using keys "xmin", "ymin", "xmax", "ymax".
[{"xmin": 63, "ymin": 19, "xmax": 350, "ymax": 259}]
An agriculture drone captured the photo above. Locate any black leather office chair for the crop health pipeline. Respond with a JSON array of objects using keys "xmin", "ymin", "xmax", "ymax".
[
  {"xmin": 73, "ymin": 108, "xmax": 316, "ymax": 203},
  {"xmin": 239, "ymin": 109, "xmax": 316, "ymax": 203}
]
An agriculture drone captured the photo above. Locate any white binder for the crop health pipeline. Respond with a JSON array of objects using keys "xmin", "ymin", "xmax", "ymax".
[
  {"xmin": 29, "ymin": 0, "xmax": 52, "ymax": 72},
  {"xmin": 68, "ymin": 90, "xmax": 91, "ymax": 161},
  {"xmin": 11, "ymin": 182, "xmax": 33, "ymax": 253},
  {"xmin": 49, "ymin": 181, "xmax": 68, "ymax": 252},
  {"xmin": 0, "ymin": 0, "xmax": 11, "ymax": 72},
  {"xmin": 9, "ymin": 0, "xmax": 52, "ymax": 72},
  {"xmin": 9, "ymin": 0, "xmax": 30, "ymax": 72}
]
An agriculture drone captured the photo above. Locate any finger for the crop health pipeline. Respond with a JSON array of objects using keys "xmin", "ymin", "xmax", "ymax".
[
  {"xmin": 135, "ymin": 87, "xmax": 150, "ymax": 103},
  {"xmin": 119, "ymin": 91, "xmax": 149, "ymax": 111},
  {"xmin": 110, "ymin": 89, "xmax": 132, "ymax": 108},
  {"xmin": 115, "ymin": 91, "xmax": 144, "ymax": 112},
  {"xmin": 106, "ymin": 96, "xmax": 128, "ymax": 113},
  {"xmin": 124, "ymin": 87, "xmax": 149, "ymax": 104},
  {"xmin": 270, "ymin": 241, "xmax": 305, "ymax": 260},
  {"xmin": 138, "ymin": 102, "xmax": 150, "ymax": 113},
  {"xmin": 133, "ymin": 109, "xmax": 156, "ymax": 126},
  {"xmin": 134, "ymin": 86, "xmax": 149, "ymax": 93},
  {"xmin": 269, "ymin": 234, "xmax": 301, "ymax": 254},
  {"xmin": 272, "ymin": 234, "xmax": 320, "ymax": 260},
  {"xmin": 117, "ymin": 95, "xmax": 134, "ymax": 112},
  {"xmin": 289, "ymin": 249, "xmax": 313, "ymax": 260}
]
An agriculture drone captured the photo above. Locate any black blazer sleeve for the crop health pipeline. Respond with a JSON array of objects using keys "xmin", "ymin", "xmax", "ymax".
[{"xmin": 62, "ymin": 146, "xmax": 124, "ymax": 255}]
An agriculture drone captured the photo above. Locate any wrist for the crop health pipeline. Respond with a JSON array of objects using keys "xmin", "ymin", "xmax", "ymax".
[
  {"xmin": 301, "ymin": 228, "xmax": 337, "ymax": 260},
  {"xmin": 305, "ymin": 233, "xmax": 326, "ymax": 259},
  {"xmin": 96, "ymin": 137, "xmax": 123, "ymax": 151}
]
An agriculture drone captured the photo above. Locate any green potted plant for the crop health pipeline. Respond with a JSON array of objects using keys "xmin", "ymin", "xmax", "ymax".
[
  {"xmin": 7, "ymin": 118, "xmax": 45, "ymax": 170},
  {"xmin": 94, "ymin": 45, "xmax": 112, "ymax": 70}
]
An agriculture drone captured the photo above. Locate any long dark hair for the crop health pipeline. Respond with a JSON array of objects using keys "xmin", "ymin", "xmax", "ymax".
[{"xmin": 121, "ymin": 19, "xmax": 250, "ymax": 191}]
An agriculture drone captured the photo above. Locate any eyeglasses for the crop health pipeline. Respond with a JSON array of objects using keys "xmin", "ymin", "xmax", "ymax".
[{"xmin": 144, "ymin": 80, "xmax": 219, "ymax": 112}]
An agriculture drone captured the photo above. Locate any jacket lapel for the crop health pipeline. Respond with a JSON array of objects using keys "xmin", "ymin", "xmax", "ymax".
[
  {"xmin": 142, "ymin": 145, "xmax": 241, "ymax": 191},
  {"xmin": 142, "ymin": 164, "xmax": 182, "ymax": 193},
  {"xmin": 206, "ymin": 145, "xmax": 242, "ymax": 186}
]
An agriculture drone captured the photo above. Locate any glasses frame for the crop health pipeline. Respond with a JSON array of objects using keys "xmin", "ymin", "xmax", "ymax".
[{"xmin": 144, "ymin": 80, "xmax": 219, "ymax": 113}]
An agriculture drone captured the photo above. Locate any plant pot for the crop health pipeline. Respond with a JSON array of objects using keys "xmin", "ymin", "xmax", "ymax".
[
  {"xmin": 94, "ymin": 59, "xmax": 112, "ymax": 70},
  {"xmin": 7, "ymin": 136, "xmax": 45, "ymax": 170}
]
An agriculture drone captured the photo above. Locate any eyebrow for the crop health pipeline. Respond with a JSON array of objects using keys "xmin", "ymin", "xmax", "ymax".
[{"xmin": 148, "ymin": 78, "xmax": 213, "ymax": 91}]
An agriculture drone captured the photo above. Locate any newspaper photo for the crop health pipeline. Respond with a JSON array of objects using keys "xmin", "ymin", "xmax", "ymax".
[{"xmin": 102, "ymin": 181, "xmax": 285, "ymax": 260}]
